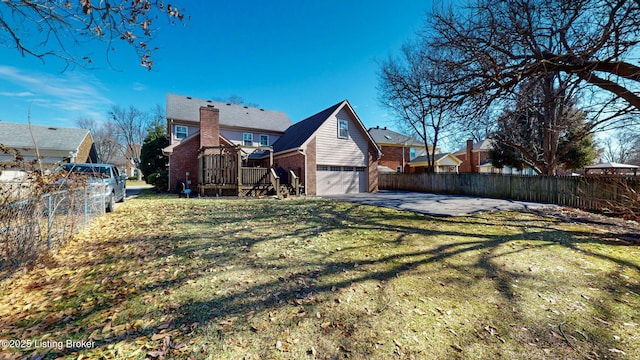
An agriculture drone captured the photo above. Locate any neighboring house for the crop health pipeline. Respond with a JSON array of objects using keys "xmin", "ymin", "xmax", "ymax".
[
  {"xmin": 0, "ymin": 122, "xmax": 97, "ymax": 169},
  {"xmin": 109, "ymin": 151, "xmax": 136, "ymax": 179},
  {"xmin": 454, "ymin": 139, "xmax": 536, "ymax": 175},
  {"xmin": 407, "ymin": 153, "xmax": 462, "ymax": 173},
  {"xmin": 163, "ymin": 94, "xmax": 380, "ymax": 196},
  {"xmin": 454, "ymin": 139, "xmax": 493, "ymax": 173},
  {"xmin": 124, "ymin": 144, "xmax": 142, "ymax": 178},
  {"xmin": 272, "ymin": 100, "xmax": 381, "ymax": 195},
  {"xmin": 368, "ymin": 126, "xmax": 427, "ymax": 173},
  {"xmin": 584, "ymin": 162, "xmax": 639, "ymax": 176}
]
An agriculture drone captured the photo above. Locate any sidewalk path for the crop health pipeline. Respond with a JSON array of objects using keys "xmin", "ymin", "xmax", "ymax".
[{"xmin": 326, "ymin": 190, "xmax": 556, "ymax": 217}]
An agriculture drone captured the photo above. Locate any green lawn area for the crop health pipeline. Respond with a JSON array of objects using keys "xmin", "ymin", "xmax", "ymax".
[{"xmin": 1, "ymin": 194, "xmax": 638, "ymax": 359}]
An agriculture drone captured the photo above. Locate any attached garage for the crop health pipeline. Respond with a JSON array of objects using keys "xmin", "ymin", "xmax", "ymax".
[
  {"xmin": 316, "ymin": 165, "xmax": 367, "ymax": 195},
  {"xmin": 272, "ymin": 100, "xmax": 381, "ymax": 196}
]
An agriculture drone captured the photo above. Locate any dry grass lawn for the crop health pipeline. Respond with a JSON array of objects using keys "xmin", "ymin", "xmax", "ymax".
[{"xmin": 0, "ymin": 193, "xmax": 638, "ymax": 359}]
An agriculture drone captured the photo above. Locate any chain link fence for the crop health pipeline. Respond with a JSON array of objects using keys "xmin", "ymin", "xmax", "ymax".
[{"xmin": 1, "ymin": 182, "xmax": 107, "ymax": 270}]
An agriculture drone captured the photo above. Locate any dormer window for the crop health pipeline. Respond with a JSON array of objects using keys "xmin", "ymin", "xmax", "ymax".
[
  {"xmin": 338, "ymin": 119, "xmax": 348, "ymax": 139},
  {"xmin": 175, "ymin": 125, "xmax": 188, "ymax": 139}
]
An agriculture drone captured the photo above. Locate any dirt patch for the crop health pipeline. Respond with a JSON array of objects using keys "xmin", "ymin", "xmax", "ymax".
[{"xmin": 533, "ymin": 206, "xmax": 640, "ymax": 244}]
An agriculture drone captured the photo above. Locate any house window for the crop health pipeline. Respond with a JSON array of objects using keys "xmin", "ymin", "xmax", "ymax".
[
  {"xmin": 338, "ymin": 119, "xmax": 348, "ymax": 139},
  {"xmin": 243, "ymin": 133, "xmax": 253, "ymax": 146},
  {"xmin": 409, "ymin": 148, "xmax": 416, "ymax": 160},
  {"xmin": 175, "ymin": 125, "xmax": 188, "ymax": 139},
  {"xmin": 259, "ymin": 134, "xmax": 269, "ymax": 147}
]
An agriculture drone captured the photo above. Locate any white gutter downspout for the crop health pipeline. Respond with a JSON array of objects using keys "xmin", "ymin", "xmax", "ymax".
[
  {"xmin": 167, "ymin": 155, "xmax": 171, "ymax": 191},
  {"xmin": 300, "ymin": 148, "xmax": 307, "ymax": 195}
]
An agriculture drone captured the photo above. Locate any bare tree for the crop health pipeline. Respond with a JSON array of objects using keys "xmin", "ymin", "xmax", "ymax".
[
  {"xmin": 108, "ymin": 105, "xmax": 148, "ymax": 180},
  {"xmin": 601, "ymin": 127, "xmax": 640, "ymax": 164},
  {"xmin": 378, "ymin": 42, "xmax": 457, "ymax": 172},
  {"xmin": 423, "ymin": 0, "xmax": 640, "ymax": 171},
  {"xmin": 490, "ymin": 72, "xmax": 601, "ymax": 174},
  {"xmin": 147, "ymin": 104, "xmax": 166, "ymax": 132},
  {"xmin": 76, "ymin": 118, "xmax": 122, "ymax": 164},
  {"xmin": 0, "ymin": 1, "xmax": 186, "ymax": 69}
]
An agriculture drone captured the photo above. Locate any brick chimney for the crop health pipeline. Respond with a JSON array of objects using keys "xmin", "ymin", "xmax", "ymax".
[
  {"xmin": 200, "ymin": 105, "xmax": 220, "ymax": 149},
  {"xmin": 466, "ymin": 139, "xmax": 474, "ymax": 173}
]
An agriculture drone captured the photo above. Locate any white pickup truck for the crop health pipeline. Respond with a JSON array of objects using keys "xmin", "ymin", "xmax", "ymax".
[{"xmin": 59, "ymin": 163, "xmax": 127, "ymax": 212}]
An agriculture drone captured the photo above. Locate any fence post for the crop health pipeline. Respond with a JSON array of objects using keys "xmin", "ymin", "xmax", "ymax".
[
  {"xmin": 84, "ymin": 189, "xmax": 89, "ymax": 225},
  {"xmin": 47, "ymin": 193, "xmax": 53, "ymax": 250}
]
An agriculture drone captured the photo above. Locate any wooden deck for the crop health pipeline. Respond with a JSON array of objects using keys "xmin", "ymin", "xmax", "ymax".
[{"xmin": 198, "ymin": 145, "xmax": 300, "ymax": 197}]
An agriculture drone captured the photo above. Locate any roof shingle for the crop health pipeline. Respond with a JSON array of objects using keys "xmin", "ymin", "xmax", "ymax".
[
  {"xmin": 368, "ymin": 127, "xmax": 423, "ymax": 147},
  {"xmin": 166, "ymin": 93, "xmax": 292, "ymax": 132},
  {"xmin": 0, "ymin": 122, "xmax": 90, "ymax": 151},
  {"xmin": 272, "ymin": 101, "xmax": 344, "ymax": 153}
]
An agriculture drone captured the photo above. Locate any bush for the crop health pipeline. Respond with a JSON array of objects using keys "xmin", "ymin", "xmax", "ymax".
[
  {"xmin": 147, "ymin": 170, "xmax": 168, "ymax": 192},
  {"xmin": 579, "ymin": 176, "xmax": 640, "ymax": 221}
]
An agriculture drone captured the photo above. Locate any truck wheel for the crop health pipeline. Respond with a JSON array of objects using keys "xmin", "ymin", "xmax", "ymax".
[{"xmin": 106, "ymin": 193, "xmax": 115, "ymax": 213}]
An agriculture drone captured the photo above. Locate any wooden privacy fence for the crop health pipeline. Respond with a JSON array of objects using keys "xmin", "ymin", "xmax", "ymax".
[
  {"xmin": 200, "ymin": 152, "xmax": 238, "ymax": 186},
  {"xmin": 379, "ymin": 173, "xmax": 640, "ymax": 212}
]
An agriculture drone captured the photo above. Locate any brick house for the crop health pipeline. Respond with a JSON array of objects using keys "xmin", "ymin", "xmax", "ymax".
[
  {"xmin": 454, "ymin": 139, "xmax": 493, "ymax": 173},
  {"xmin": 163, "ymin": 94, "xmax": 380, "ymax": 196},
  {"xmin": 162, "ymin": 94, "xmax": 291, "ymax": 193},
  {"xmin": 367, "ymin": 127, "xmax": 428, "ymax": 173},
  {"xmin": 454, "ymin": 138, "xmax": 537, "ymax": 175}
]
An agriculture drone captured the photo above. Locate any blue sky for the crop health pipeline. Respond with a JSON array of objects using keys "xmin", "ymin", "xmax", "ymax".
[{"xmin": 0, "ymin": 1, "xmax": 433, "ymax": 133}]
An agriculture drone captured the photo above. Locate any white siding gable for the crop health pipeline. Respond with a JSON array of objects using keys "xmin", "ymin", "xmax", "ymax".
[
  {"xmin": 437, "ymin": 155, "xmax": 461, "ymax": 166},
  {"xmin": 314, "ymin": 108, "xmax": 368, "ymax": 167}
]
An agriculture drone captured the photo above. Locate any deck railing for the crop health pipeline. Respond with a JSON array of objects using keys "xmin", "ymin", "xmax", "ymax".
[
  {"xmin": 242, "ymin": 167, "xmax": 271, "ymax": 186},
  {"xmin": 199, "ymin": 150, "xmax": 304, "ymax": 196}
]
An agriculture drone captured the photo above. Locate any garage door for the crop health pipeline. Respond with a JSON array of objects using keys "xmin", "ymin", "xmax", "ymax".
[{"xmin": 316, "ymin": 165, "xmax": 367, "ymax": 195}]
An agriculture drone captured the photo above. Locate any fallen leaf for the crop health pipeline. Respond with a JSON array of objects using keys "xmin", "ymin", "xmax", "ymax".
[
  {"xmin": 151, "ymin": 333, "xmax": 166, "ymax": 341},
  {"xmin": 147, "ymin": 350, "xmax": 165, "ymax": 358},
  {"xmin": 102, "ymin": 321, "xmax": 112, "ymax": 334}
]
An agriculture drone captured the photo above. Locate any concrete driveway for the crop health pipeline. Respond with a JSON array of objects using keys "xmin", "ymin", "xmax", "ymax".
[
  {"xmin": 326, "ymin": 190, "xmax": 555, "ymax": 217},
  {"xmin": 126, "ymin": 184, "xmax": 153, "ymax": 199}
]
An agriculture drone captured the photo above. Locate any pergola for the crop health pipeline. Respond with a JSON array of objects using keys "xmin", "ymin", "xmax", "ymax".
[{"xmin": 584, "ymin": 162, "xmax": 639, "ymax": 176}]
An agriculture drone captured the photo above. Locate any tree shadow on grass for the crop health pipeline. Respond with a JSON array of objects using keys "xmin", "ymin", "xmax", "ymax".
[{"xmin": 1, "ymin": 197, "xmax": 638, "ymax": 359}]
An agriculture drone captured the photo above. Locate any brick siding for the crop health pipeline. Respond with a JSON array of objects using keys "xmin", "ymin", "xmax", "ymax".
[
  {"xmin": 306, "ymin": 137, "xmax": 317, "ymax": 195},
  {"xmin": 168, "ymin": 105, "xmax": 221, "ymax": 193},
  {"xmin": 199, "ymin": 106, "xmax": 220, "ymax": 152},
  {"xmin": 368, "ymin": 143, "xmax": 379, "ymax": 192},
  {"xmin": 378, "ymin": 145, "xmax": 411, "ymax": 172},
  {"xmin": 274, "ymin": 152, "xmax": 306, "ymax": 192},
  {"xmin": 169, "ymin": 135, "xmax": 200, "ymax": 193}
]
